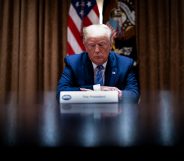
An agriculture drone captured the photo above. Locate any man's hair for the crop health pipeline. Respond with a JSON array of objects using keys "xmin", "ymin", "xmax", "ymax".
[{"xmin": 83, "ymin": 24, "xmax": 112, "ymax": 42}]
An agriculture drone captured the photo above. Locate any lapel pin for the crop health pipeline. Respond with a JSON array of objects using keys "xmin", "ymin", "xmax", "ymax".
[{"xmin": 112, "ymin": 72, "xmax": 116, "ymax": 74}]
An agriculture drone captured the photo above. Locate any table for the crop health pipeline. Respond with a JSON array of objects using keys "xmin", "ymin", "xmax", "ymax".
[{"xmin": 0, "ymin": 91, "xmax": 184, "ymax": 160}]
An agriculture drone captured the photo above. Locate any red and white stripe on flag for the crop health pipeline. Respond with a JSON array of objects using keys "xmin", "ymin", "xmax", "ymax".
[{"xmin": 67, "ymin": 0, "xmax": 100, "ymax": 55}]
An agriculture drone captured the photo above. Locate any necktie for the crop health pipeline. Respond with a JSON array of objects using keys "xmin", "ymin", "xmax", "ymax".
[{"xmin": 95, "ymin": 65, "xmax": 104, "ymax": 85}]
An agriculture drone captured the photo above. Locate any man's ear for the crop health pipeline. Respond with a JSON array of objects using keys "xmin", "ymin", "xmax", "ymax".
[
  {"xmin": 109, "ymin": 39, "xmax": 113, "ymax": 49},
  {"xmin": 83, "ymin": 40, "xmax": 88, "ymax": 51}
]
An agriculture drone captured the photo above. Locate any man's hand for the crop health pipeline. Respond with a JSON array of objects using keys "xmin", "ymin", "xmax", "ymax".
[
  {"xmin": 80, "ymin": 86, "xmax": 122, "ymax": 97},
  {"xmin": 101, "ymin": 86, "xmax": 122, "ymax": 97},
  {"xmin": 80, "ymin": 88, "xmax": 93, "ymax": 91}
]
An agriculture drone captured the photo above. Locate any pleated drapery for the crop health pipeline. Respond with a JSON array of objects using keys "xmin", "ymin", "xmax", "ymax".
[
  {"xmin": 0, "ymin": 0, "xmax": 70, "ymax": 103},
  {"xmin": 0, "ymin": 0, "xmax": 184, "ymax": 103},
  {"xmin": 136, "ymin": 0, "xmax": 184, "ymax": 98}
]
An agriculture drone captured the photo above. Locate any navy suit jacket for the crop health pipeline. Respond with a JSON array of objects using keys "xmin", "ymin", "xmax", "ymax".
[{"xmin": 56, "ymin": 51, "xmax": 140, "ymax": 103}]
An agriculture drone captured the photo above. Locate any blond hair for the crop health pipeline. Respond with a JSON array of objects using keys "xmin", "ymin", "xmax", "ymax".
[{"xmin": 83, "ymin": 24, "xmax": 112, "ymax": 42}]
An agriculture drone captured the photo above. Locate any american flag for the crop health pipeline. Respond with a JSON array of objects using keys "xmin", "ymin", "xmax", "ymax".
[{"xmin": 67, "ymin": 0, "xmax": 100, "ymax": 55}]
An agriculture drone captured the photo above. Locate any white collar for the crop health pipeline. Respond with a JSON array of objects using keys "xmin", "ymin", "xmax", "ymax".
[{"xmin": 92, "ymin": 61, "xmax": 107, "ymax": 70}]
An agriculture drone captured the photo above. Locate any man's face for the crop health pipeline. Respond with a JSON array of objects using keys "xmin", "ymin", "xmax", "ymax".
[{"xmin": 84, "ymin": 36, "xmax": 112, "ymax": 65}]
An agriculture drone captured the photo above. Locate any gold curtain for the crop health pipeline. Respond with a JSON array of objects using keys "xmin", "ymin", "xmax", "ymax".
[
  {"xmin": 0, "ymin": 0, "xmax": 184, "ymax": 103},
  {"xmin": 0, "ymin": 0, "xmax": 70, "ymax": 103},
  {"xmin": 136, "ymin": 0, "xmax": 184, "ymax": 97}
]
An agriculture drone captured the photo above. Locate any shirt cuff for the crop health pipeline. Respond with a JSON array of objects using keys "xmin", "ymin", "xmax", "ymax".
[{"xmin": 93, "ymin": 84, "xmax": 101, "ymax": 91}]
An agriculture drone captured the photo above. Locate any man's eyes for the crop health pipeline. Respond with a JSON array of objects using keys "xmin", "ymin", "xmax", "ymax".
[
  {"xmin": 99, "ymin": 43, "xmax": 106, "ymax": 46},
  {"xmin": 88, "ymin": 43, "xmax": 106, "ymax": 47},
  {"xmin": 89, "ymin": 44, "xmax": 96, "ymax": 47}
]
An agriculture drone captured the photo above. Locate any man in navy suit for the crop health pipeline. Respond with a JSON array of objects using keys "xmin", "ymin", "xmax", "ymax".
[{"xmin": 56, "ymin": 24, "xmax": 140, "ymax": 103}]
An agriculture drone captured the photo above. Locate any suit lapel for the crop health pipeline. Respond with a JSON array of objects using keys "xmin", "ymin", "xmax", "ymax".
[
  {"xmin": 105, "ymin": 53, "xmax": 118, "ymax": 86},
  {"xmin": 82, "ymin": 52, "xmax": 118, "ymax": 86},
  {"xmin": 83, "ymin": 53, "xmax": 94, "ymax": 84}
]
